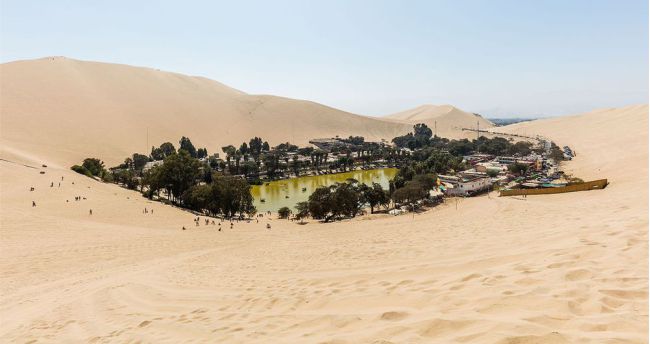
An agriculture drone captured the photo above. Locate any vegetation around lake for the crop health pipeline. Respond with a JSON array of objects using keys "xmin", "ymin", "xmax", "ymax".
[{"xmin": 71, "ymin": 122, "xmax": 560, "ymax": 222}]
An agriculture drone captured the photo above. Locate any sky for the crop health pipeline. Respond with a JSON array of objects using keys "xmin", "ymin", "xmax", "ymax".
[{"xmin": 0, "ymin": 0, "xmax": 648, "ymax": 117}]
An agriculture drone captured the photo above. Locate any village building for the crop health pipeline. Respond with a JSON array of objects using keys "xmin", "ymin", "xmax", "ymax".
[
  {"xmin": 143, "ymin": 160, "xmax": 164, "ymax": 172},
  {"xmin": 438, "ymin": 174, "xmax": 493, "ymax": 196},
  {"xmin": 309, "ymin": 138, "xmax": 349, "ymax": 151}
]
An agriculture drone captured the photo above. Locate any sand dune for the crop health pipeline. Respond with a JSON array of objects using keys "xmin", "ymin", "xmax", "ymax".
[
  {"xmin": 384, "ymin": 104, "xmax": 494, "ymax": 139},
  {"xmin": 0, "ymin": 57, "xmax": 500, "ymax": 167},
  {"xmin": 1, "ymin": 57, "xmax": 415, "ymax": 166},
  {"xmin": 0, "ymin": 100, "xmax": 646, "ymax": 343}
]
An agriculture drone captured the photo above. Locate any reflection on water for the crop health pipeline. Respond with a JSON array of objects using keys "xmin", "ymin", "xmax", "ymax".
[{"xmin": 251, "ymin": 168, "xmax": 398, "ymax": 212}]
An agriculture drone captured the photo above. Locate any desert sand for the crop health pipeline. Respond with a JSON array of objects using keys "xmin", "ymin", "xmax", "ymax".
[
  {"xmin": 0, "ymin": 57, "xmax": 498, "ymax": 167},
  {"xmin": 0, "ymin": 57, "xmax": 647, "ymax": 342},
  {"xmin": 384, "ymin": 104, "xmax": 494, "ymax": 139}
]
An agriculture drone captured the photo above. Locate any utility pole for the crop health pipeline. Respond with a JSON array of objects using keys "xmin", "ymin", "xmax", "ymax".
[
  {"xmin": 434, "ymin": 120, "xmax": 437, "ymax": 137},
  {"xmin": 476, "ymin": 120, "xmax": 480, "ymax": 153}
]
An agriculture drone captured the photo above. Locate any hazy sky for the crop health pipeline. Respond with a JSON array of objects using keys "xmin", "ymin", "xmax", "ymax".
[{"xmin": 1, "ymin": 0, "xmax": 648, "ymax": 117}]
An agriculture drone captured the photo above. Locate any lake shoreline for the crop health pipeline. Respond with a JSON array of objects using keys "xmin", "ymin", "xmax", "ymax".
[{"xmin": 252, "ymin": 167, "xmax": 398, "ymax": 212}]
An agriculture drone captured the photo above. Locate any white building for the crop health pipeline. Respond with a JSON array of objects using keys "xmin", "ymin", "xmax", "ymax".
[
  {"xmin": 143, "ymin": 160, "xmax": 164, "ymax": 172},
  {"xmin": 440, "ymin": 175, "xmax": 492, "ymax": 196}
]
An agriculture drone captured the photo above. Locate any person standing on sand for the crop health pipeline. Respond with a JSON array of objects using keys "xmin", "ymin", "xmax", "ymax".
[
  {"xmin": 50, "ymin": 182, "xmax": 53, "ymax": 187},
  {"xmin": 32, "ymin": 201, "xmax": 36, "ymax": 207},
  {"xmin": 89, "ymin": 209, "xmax": 93, "ymax": 215}
]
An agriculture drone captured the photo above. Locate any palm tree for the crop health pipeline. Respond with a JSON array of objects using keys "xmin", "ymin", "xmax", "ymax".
[{"xmin": 234, "ymin": 151, "xmax": 242, "ymax": 174}]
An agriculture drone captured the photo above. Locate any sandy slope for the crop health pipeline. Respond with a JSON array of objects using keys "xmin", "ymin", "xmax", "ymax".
[
  {"xmin": 384, "ymin": 104, "xmax": 494, "ymax": 139},
  {"xmin": 0, "ymin": 57, "xmax": 498, "ymax": 168},
  {"xmin": 0, "ymin": 57, "xmax": 415, "ymax": 166},
  {"xmin": 0, "ymin": 103, "xmax": 646, "ymax": 343}
]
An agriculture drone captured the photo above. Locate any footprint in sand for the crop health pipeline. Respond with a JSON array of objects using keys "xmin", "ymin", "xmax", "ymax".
[
  {"xmin": 565, "ymin": 269, "xmax": 593, "ymax": 281},
  {"xmin": 380, "ymin": 311, "xmax": 409, "ymax": 321}
]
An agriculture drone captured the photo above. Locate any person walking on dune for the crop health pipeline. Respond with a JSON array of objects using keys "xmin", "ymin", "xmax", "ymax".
[
  {"xmin": 32, "ymin": 201, "xmax": 36, "ymax": 207},
  {"xmin": 89, "ymin": 209, "xmax": 93, "ymax": 215}
]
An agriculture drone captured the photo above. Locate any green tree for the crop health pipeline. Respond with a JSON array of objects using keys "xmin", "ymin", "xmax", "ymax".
[
  {"xmin": 197, "ymin": 148, "xmax": 208, "ymax": 159},
  {"xmin": 179, "ymin": 136, "xmax": 197, "ymax": 158},
  {"xmin": 222, "ymin": 145, "xmax": 237, "ymax": 173},
  {"xmin": 132, "ymin": 153, "xmax": 150, "ymax": 171},
  {"xmin": 82, "ymin": 158, "xmax": 105, "ymax": 177},
  {"xmin": 159, "ymin": 142, "xmax": 176, "ymax": 157},
  {"xmin": 71, "ymin": 164, "xmax": 92, "ymax": 177},
  {"xmin": 295, "ymin": 201, "xmax": 309, "ymax": 224},
  {"xmin": 150, "ymin": 146, "xmax": 164, "ymax": 160},
  {"xmin": 308, "ymin": 186, "xmax": 334, "ymax": 221},
  {"xmin": 414, "ymin": 123, "xmax": 432, "ymax": 140},
  {"xmin": 161, "ymin": 150, "xmax": 201, "ymax": 202},
  {"xmin": 362, "ymin": 182, "xmax": 390, "ymax": 214},
  {"xmin": 239, "ymin": 142, "xmax": 249, "ymax": 156},
  {"xmin": 278, "ymin": 206, "xmax": 291, "ymax": 219},
  {"xmin": 213, "ymin": 175, "xmax": 255, "ymax": 218}
]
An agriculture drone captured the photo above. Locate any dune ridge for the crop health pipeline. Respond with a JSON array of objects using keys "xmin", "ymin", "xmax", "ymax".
[
  {"xmin": 1, "ymin": 57, "xmax": 503, "ymax": 167},
  {"xmin": 384, "ymin": 104, "xmax": 494, "ymax": 139}
]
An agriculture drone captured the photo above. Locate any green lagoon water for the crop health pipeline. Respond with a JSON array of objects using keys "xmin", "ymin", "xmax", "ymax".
[{"xmin": 252, "ymin": 168, "xmax": 397, "ymax": 212}]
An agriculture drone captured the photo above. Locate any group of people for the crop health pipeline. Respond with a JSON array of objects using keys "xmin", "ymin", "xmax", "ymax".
[
  {"xmin": 30, "ymin": 176, "xmax": 92, "ymax": 216},
  {"xmin": 181, "ymin": 215, "xmax": 274, "ymax": 231},
  {"xmin": 142, "ymin": 207, "xmax": 153, "ymax": 214}
]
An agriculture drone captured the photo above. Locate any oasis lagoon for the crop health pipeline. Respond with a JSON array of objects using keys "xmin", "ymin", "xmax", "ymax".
[{"xmin": 251, "ymin": 168, "xmax": 397, "ymax": 212}]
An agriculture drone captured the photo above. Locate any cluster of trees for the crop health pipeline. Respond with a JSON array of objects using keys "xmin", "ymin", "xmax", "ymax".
[
  {"xmin": 71, "ymin": 158, "xmax": 106, "ymax": 178},
  {"xmin": 218, "ymin": 136, "xmax": 400, "ymax": 181},
  {"xmin": 72, "ymin": 137, "xmax": 255, "ymax": 218},
  {"xmin": 303, "ymin": 180, "xmax": 390, "ymax": 222},
  {"xmin": 299, "ymin": 173, "xmax": 439, "ymax": 223},
  {"xmin": 393, "ymin": 123, "xmax": 535, "ymax": 158},
  {"xmin": 71, "ymin": 123, "xmax": 554, "ymax": 222},
  {"xmin": 392, "ymin": 123, "xmax": 433, "ymax": 150},
  {"xmin": 392, "ymin": 174, "xmax": 436, "ymax": 205},
  {"xmin": 180, "ymin": 175, "xmax": 254, "ymax": 218}
]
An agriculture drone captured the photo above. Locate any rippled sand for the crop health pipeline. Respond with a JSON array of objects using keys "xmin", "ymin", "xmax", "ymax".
[{"xmin": 1, "ymin": 105, "xmax": 647, "ymax": 343}]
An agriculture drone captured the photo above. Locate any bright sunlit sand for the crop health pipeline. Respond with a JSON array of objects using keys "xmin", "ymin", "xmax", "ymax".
[{"xmin": 1, "ymin": 2, "xmax": 648, "ymax": 343}]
